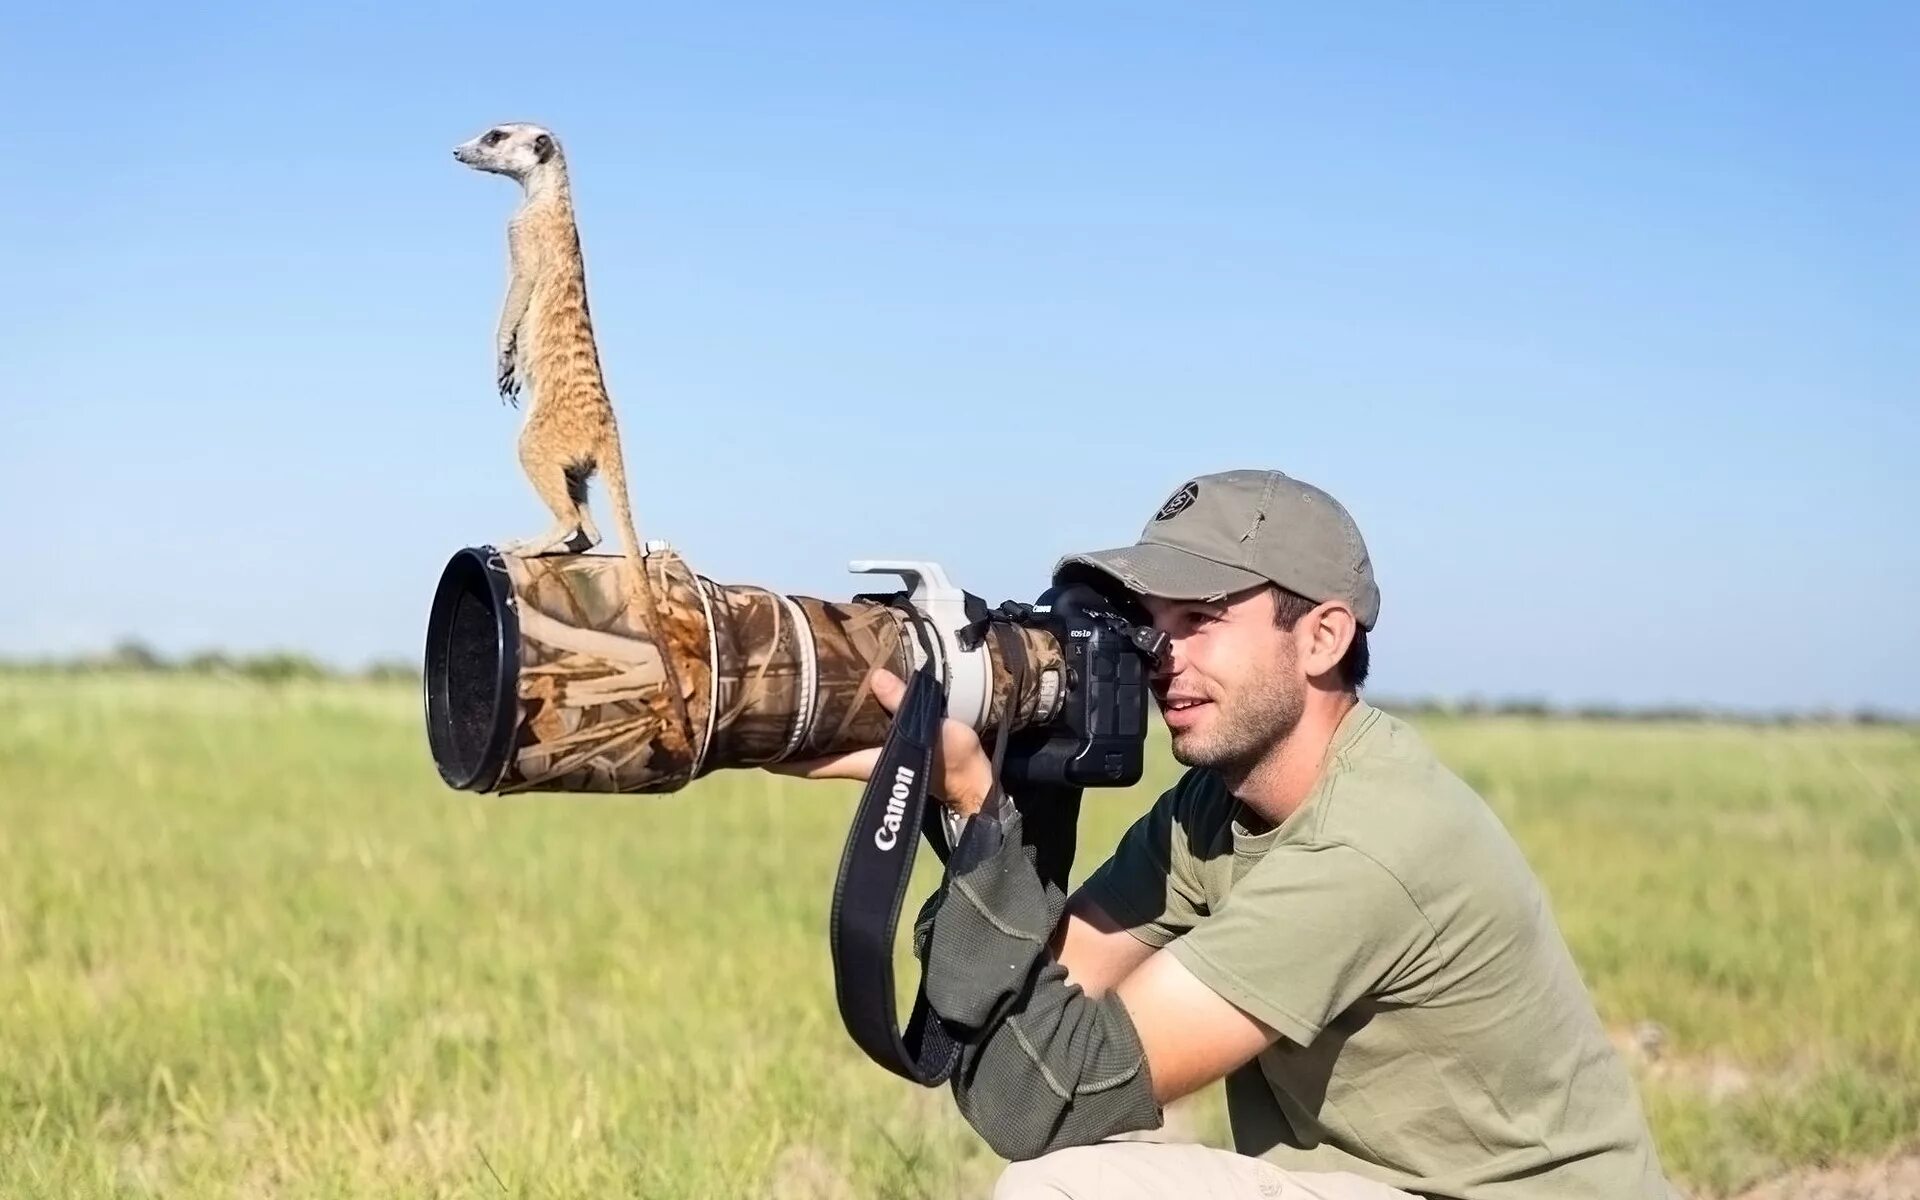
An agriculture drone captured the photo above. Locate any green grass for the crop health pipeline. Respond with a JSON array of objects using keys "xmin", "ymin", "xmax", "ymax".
[{"xmin": 1, "ymin": 673, "xmax": 1915, "ymax": 1198}]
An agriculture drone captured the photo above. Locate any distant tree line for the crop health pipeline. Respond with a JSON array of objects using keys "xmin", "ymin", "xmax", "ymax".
[
  {"xmin": 1365, "ymin": 693, "xmax": 1917, "ymax": 728},
  {"xmin": 0, "ymin": 638, "xmax": 418, "ymax": 685},
  {"xmin": 1, "ymin": 639, "xmax": 1912, "ymax": 726}
]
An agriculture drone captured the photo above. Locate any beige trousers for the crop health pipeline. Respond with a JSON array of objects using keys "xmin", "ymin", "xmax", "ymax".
[{"xmin": 992, "ymin": 1140, "xmax": 1419, "ymax": 1199}]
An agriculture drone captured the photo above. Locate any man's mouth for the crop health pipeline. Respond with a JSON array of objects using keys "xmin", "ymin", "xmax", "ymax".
[{"xmin": 1160, "ymin": 695, "xmax": 1210, "ymax": 713}]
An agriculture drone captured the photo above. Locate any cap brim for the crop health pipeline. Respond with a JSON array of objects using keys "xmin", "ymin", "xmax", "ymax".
[{"xmin": 1053, "ymin": 543, "xmax": 1268, "ymax": 602}]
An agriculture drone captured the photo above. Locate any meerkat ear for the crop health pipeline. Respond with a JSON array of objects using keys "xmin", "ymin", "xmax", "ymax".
[{"xmin": 533, "ymin": 133, "xmax": 554, "ymax": 163}]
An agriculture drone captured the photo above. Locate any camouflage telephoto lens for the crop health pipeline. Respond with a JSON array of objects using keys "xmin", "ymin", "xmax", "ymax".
[{"xmin": 422, "ymin": 546, "xmax": 1065, "ymax": 795}]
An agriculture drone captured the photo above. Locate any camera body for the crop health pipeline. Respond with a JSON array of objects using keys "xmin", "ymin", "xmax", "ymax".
[
  {"xmin": 991, "ymin": 580, "xmax": 1165, "ymax": 789},
  {"xmin": 850, "ymin": 560, "xmax": 1167, "ymax": 793}
]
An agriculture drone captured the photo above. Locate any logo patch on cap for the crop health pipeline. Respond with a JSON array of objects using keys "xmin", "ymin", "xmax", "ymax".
[{"xmin": 1153, "ymin": 481, "xmax": 1199, "ymax": 521}]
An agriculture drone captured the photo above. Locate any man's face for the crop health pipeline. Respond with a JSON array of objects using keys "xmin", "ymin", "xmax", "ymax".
[{"xmin": 1139, "ymin": 586, "xmax": 1306, "ymax": 775}]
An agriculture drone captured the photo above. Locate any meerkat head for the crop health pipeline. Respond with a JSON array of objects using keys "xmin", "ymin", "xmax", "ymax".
[{"xmin": 453, "ymin": 122, "xmax": 564, "ymax": 181}]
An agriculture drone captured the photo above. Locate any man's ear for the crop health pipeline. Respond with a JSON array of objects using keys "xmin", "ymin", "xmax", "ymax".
[
  {"xmin": 533, "ymin": 133, "xmax": 554, "ymax": 163},
  {"xmin": 1301, "ymin": 603, "xmax": 1356, "ymax": 681}
]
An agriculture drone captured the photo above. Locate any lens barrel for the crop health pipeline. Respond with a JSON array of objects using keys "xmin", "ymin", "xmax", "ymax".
[{"xmin": 421, "ymin": 545, "xmax": 1065, "ymax": 795}]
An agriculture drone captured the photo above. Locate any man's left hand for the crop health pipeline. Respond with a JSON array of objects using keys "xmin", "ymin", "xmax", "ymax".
[{"xmin": 764, "ymin": 667, "xmax": 998, "ymax": 820}]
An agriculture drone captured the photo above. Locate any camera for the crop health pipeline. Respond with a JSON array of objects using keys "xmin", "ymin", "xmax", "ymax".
[
  {"xmin": 420, "ymin": 544, "xmax": 1166, "ymax": 798},
  {"xmin": 850, "ymin": 560, "xmax": 1168, "ymax": 792}
]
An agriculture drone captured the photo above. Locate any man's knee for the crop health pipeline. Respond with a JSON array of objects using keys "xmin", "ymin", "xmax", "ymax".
[
  {"xmin": 991, "ymin": 1145, "xmax": 1112, "ymax": 1200},
  {"xmin": 993, "ymin": 1141, "xmax": 1415, "ymax": 1200}
]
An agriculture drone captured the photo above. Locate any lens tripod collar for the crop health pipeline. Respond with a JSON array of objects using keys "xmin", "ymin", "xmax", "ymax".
[{"xmin": 848, "ymin": 559, "xmax": 993, "ymax": 733}]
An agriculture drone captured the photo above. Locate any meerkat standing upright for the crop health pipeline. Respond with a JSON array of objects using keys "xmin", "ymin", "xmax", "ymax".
[
  {"xmin": 453, "ymin": 121, "xmax": 694, "ymax": 750},
  {"xmin": 453, "ymin": 121, "xmax": 634, "ymax": 559}
]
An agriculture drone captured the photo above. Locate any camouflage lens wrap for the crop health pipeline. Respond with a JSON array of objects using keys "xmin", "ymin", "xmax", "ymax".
[
  {"xmin": 491, "ymin": 549, "xmax": 703, "ymax": 793},
  {"xmin": 487, "ymin": 549, "xmax": 1063, "ymax": 795}
]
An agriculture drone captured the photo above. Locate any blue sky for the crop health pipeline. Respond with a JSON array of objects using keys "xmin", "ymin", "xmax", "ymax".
[{"xmin": 2, "ymin": 2, "xmax": 1914, "ymax": 714}]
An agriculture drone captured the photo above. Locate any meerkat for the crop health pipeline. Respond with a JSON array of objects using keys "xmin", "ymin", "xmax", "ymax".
[
  {"xmin": 452, "ymin": 121, "xmax": 635, "ymax": 559},
  {"xmin": 453, "ymin": 121, "xmax": 695, "ymax": 753}
]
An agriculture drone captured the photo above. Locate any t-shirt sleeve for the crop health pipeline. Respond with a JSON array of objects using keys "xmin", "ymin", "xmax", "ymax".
[
  {"xmin": 1074, "ymin": 777, "xmax": 1211, "ymax": 948},
  {"xmin": 1165, "ymin": 840, "xmax": 1432, "ymax": 1048}
]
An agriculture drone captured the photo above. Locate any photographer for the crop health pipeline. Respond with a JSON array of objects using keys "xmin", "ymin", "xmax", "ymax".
[{"xmin": 774, "ymin": 468, "xmax": 1674, "ymax": 1199}]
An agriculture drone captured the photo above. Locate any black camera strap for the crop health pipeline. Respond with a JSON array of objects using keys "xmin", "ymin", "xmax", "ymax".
[
  {"xmin": 827, "ymin": 658, "xmax": 962, "ymax": 1085},
  {"xmin": 827, "ymin": 615, "xmax": 1030, "ymax": 1086}
]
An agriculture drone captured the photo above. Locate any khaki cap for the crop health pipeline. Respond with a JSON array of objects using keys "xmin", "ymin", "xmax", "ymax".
[{"xmin": 1054, "ymin": 469, "xmax": 1381, "ymax": 630}]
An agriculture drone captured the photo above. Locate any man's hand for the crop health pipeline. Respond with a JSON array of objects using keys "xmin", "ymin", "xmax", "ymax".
[{"xmin": 765, "ymin": 668, "xmax": 998, "ymax": 819}]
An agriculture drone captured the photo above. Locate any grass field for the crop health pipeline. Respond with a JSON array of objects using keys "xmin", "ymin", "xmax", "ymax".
[{"xmin": 2, "ymin": 672, "xmax": 1916, "ymax": 1198}]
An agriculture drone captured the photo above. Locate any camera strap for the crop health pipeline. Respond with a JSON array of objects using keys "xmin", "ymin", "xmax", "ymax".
[
  {"xmin": 828, "ymin": 615, "xmax": 1030, "ymax": 1087},
  {"xmin": 827, "ymin": 658, "xmax": 962, "ymax": 1085}
]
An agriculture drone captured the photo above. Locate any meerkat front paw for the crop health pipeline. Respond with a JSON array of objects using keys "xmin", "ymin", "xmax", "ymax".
[{"xmin": 497, "ymin": 346, "xmax": 520, "ymax": 407}]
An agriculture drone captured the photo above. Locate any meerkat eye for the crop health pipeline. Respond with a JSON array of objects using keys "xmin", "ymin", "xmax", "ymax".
[{"xmin": 483, "ymin": 129, "xmax": 506, "ymax": 146}]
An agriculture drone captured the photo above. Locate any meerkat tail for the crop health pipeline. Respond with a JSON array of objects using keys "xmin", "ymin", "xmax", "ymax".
[{"xmin": 598, "ymin": 431, "xmax": 698, "ymax": 762}]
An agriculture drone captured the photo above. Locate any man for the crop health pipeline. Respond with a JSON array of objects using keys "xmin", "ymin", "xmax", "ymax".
[{"xmin": 774, "ymin": 468, "xmax": 1673, "ymax": 1199}]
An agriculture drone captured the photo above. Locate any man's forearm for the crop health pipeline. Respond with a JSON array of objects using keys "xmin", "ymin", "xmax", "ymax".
[
  {"xmin": 1052, "ymin": 891, "xmax": 1161, "ymax": 999},
  {"xmin": 920, "ymin": 798, "xmax": 1163, "ymax": 1160},
  {"xmin": 945, "ymin": 955, "xmax": 1164, "ymax": 1160}
]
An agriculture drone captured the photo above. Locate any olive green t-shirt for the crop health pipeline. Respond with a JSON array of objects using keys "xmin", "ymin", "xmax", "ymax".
[{"xmin": 1078, "ymin": 701, "xmax": 1673, "ymax": 1199}]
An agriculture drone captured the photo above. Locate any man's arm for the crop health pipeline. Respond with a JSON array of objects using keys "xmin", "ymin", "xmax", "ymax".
[
  {"xmin": 942, "ymin": 849, "xmax": 1269, "ymax": 1119},
  {"xmin": 922, "ymin": 801, "xmax": 1286, "ymax": 1158},
  {"xmin": 1111, "ymin": 943, "xmax": 1278, "ymax": 1104},
  {"xmin": 926, "ymin": 795, "xmax": 1433, "ymax": 1159},
  {"xmin": 1014, "ymin": 885, "xmax": 1284, "ymax": 1102},
  {"xmin": 1051, "ymin": 892, "xmax": 1155, "ymax": 999},
  {"xmin": 766, "ymin": 670, "xmax": 1298, "ymax": 1149}
]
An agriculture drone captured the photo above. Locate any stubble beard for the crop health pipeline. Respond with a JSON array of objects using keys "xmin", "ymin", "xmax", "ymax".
[{"xmin": 1169, "ymin": 660, "xmax": 1306, "ymax": 785}]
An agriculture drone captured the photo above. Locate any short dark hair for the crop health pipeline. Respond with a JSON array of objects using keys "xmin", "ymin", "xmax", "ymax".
[{"xmin": 1270, "ymin": 585, "xmax": 1370, "ymax": 690}]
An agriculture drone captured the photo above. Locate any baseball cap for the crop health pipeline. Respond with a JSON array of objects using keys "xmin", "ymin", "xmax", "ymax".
[{"xmin": 1053, "ymin": 469, "xmax": 1381, "ymax": 630}]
